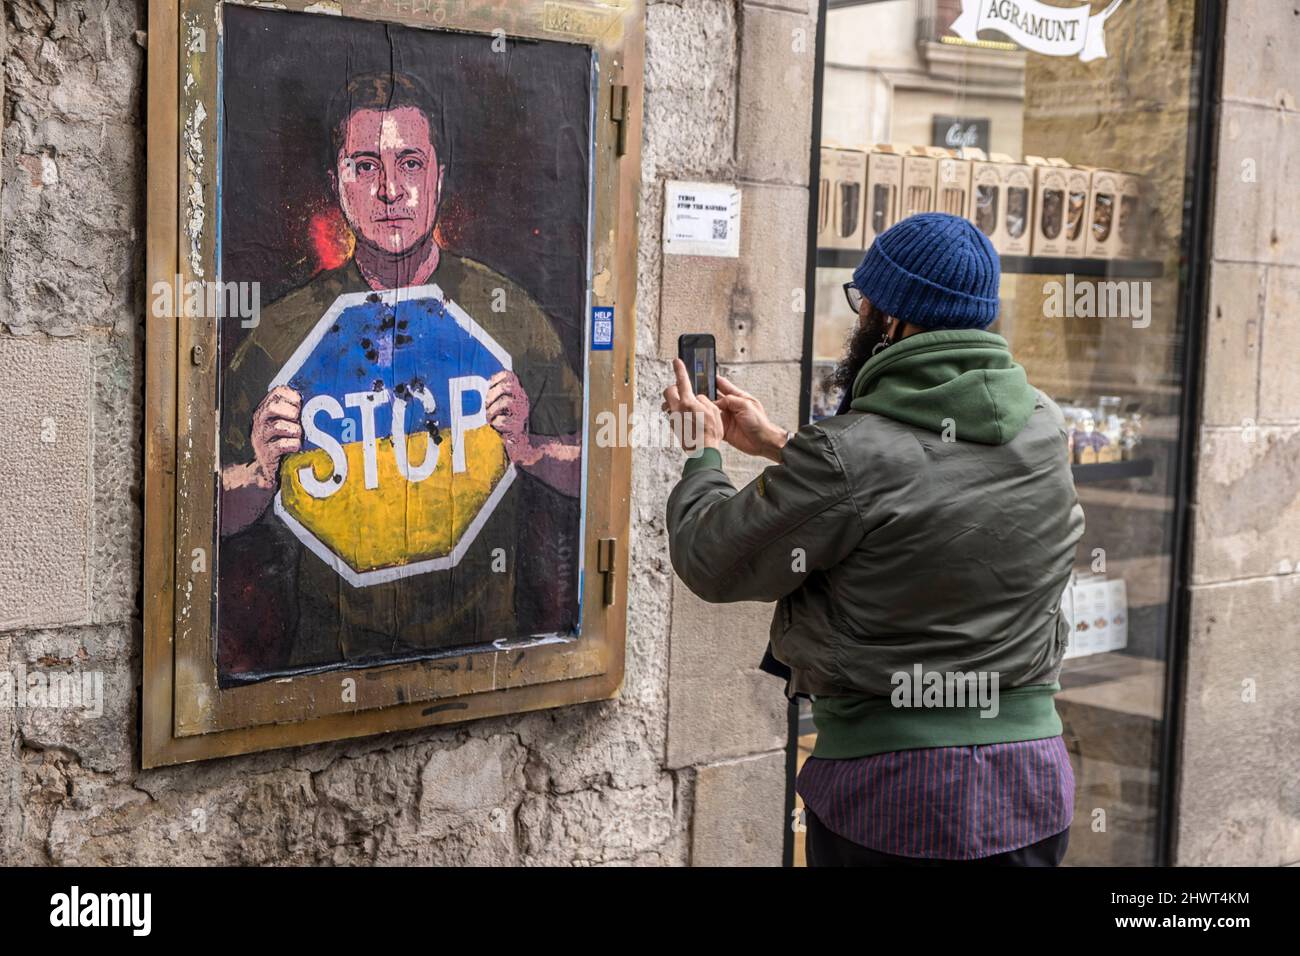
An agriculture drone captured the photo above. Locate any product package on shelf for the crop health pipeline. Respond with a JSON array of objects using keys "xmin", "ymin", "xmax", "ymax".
[
  {"xmin": 818, "ymin": 145, "xmax": 868, "ymax": 250},
  {"xmin": 966, "ymin": 148, "xmax": 1032, "ymax": 255},
  {"xmin": 1083, "ymin": 167, "xmax": 1124, "ymax": 259},
  {"xmin": 935, "ymin": 149, "xmax": 972, "ymax": 218},
  {"xmin": 1063, "ymin": 574, "xmax": 1129, "ymax": 660},
  {"xmin": 1095, "ymin": 395, "xmax": 1123, "ymax": 463},
  {"xmin": 1068, "ymin": 409, "xmax": 1111, "ymax": 464},
  {"xmin": 900, "ymin": 146, "xmax": 940, "ymax": 219},
  {"xmin": 1120, "ymin": 406, "xmax": 1144, "ymax": 460},
  {"xmin": 1067, "ymin": 575, "xmax": 1108, "ymax": 658},
  {"xmin": 1027, "ymin": 156, "xmax": 1091, "ymax": 257},
  {"xmin": 1106, "ymin": 578, "xmax": 1129, "ymax": 653},
  {"xmin": 1115, "ymin": 171, "xmax": 1146, "ymax": 259},
  {"xmin": 1059, "ymin": 398, "xmax": 1144, "ymax": 465},
  {"xmin": 864, "ymin": 144, "xmax": 904, "ymax": 247},
  {"xmin": 967, "ymin": 148, "xmax": 999, "ymax": 240}
]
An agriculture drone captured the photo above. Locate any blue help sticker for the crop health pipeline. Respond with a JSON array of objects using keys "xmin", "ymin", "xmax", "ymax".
[{"xmin": 591, "ymin": 306, "xmax": 614, "ymax": 351}]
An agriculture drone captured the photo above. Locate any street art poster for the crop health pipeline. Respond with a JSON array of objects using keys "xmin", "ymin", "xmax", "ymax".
[{"xmin": 216, "ymin": 7, "xmax": 592, "ymax": 685}]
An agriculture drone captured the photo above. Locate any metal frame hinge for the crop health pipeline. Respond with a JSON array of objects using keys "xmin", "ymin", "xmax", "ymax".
[
  {"xmin": 597, "ymin": 537, "xmax": 618, "ymax": 606},
  {"xmin": 610, "ymin": 84, "xmax": 629, "ymax": 157}
]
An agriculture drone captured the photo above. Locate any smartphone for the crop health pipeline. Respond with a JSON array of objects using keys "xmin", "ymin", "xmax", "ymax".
[{"xmin": 677, "ymin": 334, "xmax": 717, "ymax": 400}]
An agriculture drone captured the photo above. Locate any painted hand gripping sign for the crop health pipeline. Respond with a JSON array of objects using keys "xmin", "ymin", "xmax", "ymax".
[{"xmin": 271, "ymin": 286, "xmax": 513, "ymax": 587}]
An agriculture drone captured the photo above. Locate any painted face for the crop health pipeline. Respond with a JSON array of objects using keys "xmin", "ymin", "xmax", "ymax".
[{"xmin": 335, "ymin": 106, "xmax": 442, "ymax": 255}]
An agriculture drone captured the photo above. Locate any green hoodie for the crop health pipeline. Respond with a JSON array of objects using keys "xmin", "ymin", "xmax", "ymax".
[
  {"xmin": 667, "ymin": 329, "xmax": 1085, "ymax": 758},
  {"xmin": 850, "ymin": 329, "xmax": 1036, "ymax": 445}
]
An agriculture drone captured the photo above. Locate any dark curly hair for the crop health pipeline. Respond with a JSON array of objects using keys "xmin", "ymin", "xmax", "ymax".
[
  {"xmin": 828, "ymin": 301, "xmax": 891, "ymax": 397},
  {"xmin": 325, "ymin": 71, "xmax": 447, "ymax": 169}
]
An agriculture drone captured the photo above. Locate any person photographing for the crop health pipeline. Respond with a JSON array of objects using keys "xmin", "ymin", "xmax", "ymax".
[{"xmin": 662, "ymin": 212, "xmax": 1084, "ymax": 866}]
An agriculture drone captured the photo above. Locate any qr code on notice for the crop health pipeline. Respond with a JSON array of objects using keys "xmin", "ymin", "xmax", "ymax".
[
  {"xmin": 712, "ymin": 218, "xmax": 728, "ymax": 240},
  {"xmin": 594, "ymin": 319, "xmax": 612, "ymax": 343}
]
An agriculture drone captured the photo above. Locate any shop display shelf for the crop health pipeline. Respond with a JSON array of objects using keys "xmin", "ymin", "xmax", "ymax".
[
  {"xmin": 1071, "ymin": 459, "xmax": 1155, "ymax": 483},
  {"xmin": 999, "ymin": 255, "xmax": 1166, "ymax": 278},
  {"xmin": 816, "ymin": 248, "xmax": 1165, "ymax": 278}
]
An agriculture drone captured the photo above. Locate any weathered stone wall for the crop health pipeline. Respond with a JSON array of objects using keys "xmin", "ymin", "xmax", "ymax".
[
  {"xmin": 0, "ymin": 0, "xmax": 815, "ymax": 865},
  {"xmin": 1178, "ymin": 0, "xmax": 1300, "ymax": 866}
]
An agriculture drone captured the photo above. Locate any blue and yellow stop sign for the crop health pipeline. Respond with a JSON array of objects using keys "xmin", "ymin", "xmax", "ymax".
[{"xmin": 268, "ymin": 284, "xmax": 514, "ymax": 586}]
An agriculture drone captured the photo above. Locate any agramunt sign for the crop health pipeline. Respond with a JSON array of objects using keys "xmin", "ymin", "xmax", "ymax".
[{"xmin": 949, "ymin": 0, "xmax": 1125, "ymax": 63}]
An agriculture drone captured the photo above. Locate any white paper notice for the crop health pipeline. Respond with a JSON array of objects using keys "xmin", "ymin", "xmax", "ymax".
[{"xmin": 663, "ymin": 181, "xmax": 742, "ymax": 258}]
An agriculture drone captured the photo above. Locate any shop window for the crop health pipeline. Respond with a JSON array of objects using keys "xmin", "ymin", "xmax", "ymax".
[{"xmin": 801, "ymin": 0, "xmax": 1215, "ymax": 866}]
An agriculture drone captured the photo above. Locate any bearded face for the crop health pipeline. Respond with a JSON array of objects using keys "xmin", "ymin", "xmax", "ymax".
[{"xmin": 827, "ymin": 302, "xmax": 890, "ymax": 412}]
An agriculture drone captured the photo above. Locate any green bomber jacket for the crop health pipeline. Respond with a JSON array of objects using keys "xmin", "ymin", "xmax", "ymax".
[{"xmin": 666, "ymin": 329, "xmax": 1085, "ymax": 758}]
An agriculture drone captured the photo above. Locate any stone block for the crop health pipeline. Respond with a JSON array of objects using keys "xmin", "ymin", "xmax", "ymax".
[
  {"xmin": 658, "ymin": 182, "xmax": 808, "ymax": 363},
  {"xmin": 1259, "ymin": 265, "xmax": 1300, "ymax": 422},
  {"xmin": 666, "ymin": 577, "xmax": 788, "ymax": 769},
  {"xmin": 0, "ymin": 0, "xmax": 144, "ymax": 337},
  {"xmin": 0, "ymin": 629, "xmax": 17, "ymax": 859},
  {"xmin": 9, "ymin": 625, "xmax": 135, "ymax": 775},
  {"xmin": 517, "ymin": 777, "xmax": 679, "ymax": 865},
  {"xmin": 1269, "ymin": 108, "xmax": 1300, "ymax": 267},
  {"xmin": 0, "ymin": 335, "xmax": 93, "ymax": 631},
  {"xmin": 717, "ymin": 360, "xmax": 802, "ymax": 489},
  {"xmin": 1177, "ymin": 576, "xmax": 1300, "ymax": 865},
  {"xmin": 635, "ymin": 177, "xmax": 666, "ymax": 359},
  {"xmin": 511, "ymin": 701, "xmax": 665, "ymax": 794},
  {"xmin": 746, "ymin": 0, "xmax": 813, "ymax": 15},
  {"xmin": 659, "ymin": 251, "xmax": 740, "ymax": 357},
  {"xmin": 691, "ymin": 751, "xmax": 786, "ymax": 866},
  {"xmin": 1191, "ymin": 425, "xmax": 1300, "ymax": 583},
  {"xmin": 1220, "ymin": 0, "xmax": 1300, "ymax": 111},
  {"xmin": 89, "ymin": 334, "xmax": 141, "ymax": 625},
  {"xmin": 1212, "ymin": 105, "xmax": 1300, "ymax": 267},
  {"xmin": 1199, "ymin": 261, "xmax": 1263, "ymax": 427},
  {"xmin": 736, "ymin": 5, "xmax": 816, "ymax": 185},
  {"xmin": 643, "ymin": 0, "xmax": 737, "ymax": 179},
  {"xmin": 418, "ymin": 734, "xmax": 524, "ymax": 837}
]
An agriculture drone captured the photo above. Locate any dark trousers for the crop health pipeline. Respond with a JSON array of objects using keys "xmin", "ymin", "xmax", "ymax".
[{"xmin": 804, "ymin": 808, "xmax": 1070, "ymax": 867}]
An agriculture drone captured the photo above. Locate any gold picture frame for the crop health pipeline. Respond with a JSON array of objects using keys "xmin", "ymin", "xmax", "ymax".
[{"xmin": 143, "ymin": 0, "xmax": 643, "ymax": 767}]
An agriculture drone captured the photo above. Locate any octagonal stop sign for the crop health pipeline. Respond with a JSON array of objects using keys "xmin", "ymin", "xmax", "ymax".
[{"xmin": 269, "ymin": 283, "xmax": 515, "ymax": 587}]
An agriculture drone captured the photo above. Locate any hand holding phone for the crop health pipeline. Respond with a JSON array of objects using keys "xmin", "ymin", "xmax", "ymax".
[
  {"xmin": 665, "ymin": 335, "xmax": 789, "ymax": 463},
  {"xmin": 677, "ymin": 334, "xmax": 717, "ymax": 400},
  {"xmin": 713, "ymin": 374, "xmax": 789, "ymax": 463},
  {"xmin": 663, "ymin": 335, "xmax": 722, "ymax": 455}
]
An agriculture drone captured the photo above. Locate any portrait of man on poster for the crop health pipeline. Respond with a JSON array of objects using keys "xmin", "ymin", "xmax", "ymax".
[{"xmin": 213, "ymin": 16, "xmax": 592, "ymax": 684}]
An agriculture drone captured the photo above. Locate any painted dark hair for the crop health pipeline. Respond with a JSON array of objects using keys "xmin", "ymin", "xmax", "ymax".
[{"xmin": 325, "ymin": 71, "xmax": 447, "ymax": 168}]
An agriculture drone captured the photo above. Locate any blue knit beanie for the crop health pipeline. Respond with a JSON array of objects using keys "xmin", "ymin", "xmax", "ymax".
[{"xmin": 852, "ymin": 212, "xmax": 1001, "ymax": 330}]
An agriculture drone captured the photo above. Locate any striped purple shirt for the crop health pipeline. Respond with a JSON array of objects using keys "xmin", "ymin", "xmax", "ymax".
[{"xmin": 796, "ymin": 736, "xmax": 1075, "ymax": 860}]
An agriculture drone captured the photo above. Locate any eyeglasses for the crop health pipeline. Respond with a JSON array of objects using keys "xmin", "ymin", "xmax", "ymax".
[{"xmin": 843, "ymin": 282, "xmax": 865, "ymax": 316}]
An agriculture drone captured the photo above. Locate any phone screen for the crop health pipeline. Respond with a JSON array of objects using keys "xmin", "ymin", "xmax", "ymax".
[{"xmin": 678, "ymin": 335, "xmax": 717, "ymax": 400}]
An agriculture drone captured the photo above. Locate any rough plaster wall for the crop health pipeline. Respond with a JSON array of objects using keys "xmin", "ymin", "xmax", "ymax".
[
  {"xmin": 0, "ymin": 0, "xmax": 814, "ymax": 865},
  {"xmin": 1178, "ymin": 0, "xmax": 1300, "ymax": 866}
]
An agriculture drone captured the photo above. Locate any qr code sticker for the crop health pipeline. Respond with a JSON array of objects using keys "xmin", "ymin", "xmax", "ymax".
[
  {"xmin": 712, "ymin": 218, "xmax": 728, "ymax": 240},
  {"xmin": 594, "ymin": 318, "xmax": 612, "ymax": 344}
]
